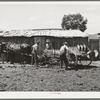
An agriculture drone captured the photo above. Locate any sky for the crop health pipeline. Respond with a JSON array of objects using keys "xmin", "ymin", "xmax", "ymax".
[{"xmin": 0, "ymin": 1, "xmax": 100, "ymax": 34}]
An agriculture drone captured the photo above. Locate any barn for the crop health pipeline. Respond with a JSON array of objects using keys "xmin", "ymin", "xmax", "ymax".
[
  {"xmin": 88, "ymin": 33, "xmax": 100, "ymax": 59},
  {"xmin": 0, "ymin": 29, "xmax": 88, "ymax": 56}
]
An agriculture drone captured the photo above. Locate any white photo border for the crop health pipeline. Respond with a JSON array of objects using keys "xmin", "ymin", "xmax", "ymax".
[{"xmin": 0, "ymin": 1, "xmax": 100, "ymax": 99}]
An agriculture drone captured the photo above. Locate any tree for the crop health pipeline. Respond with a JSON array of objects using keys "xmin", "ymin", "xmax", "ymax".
[{"xmin": 61, "ymin": 13, "xmax": 88, "ymax": 32}]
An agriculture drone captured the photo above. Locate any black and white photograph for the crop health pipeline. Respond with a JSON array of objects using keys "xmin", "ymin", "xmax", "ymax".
[{"xmin": 0, "ymin": 1, "xmax": 100, "ymax": 96}]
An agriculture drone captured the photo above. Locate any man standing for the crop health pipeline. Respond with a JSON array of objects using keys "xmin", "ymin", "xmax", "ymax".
[
  {"xmin": 60, "ymin": 42, "xmax": 69, "ymax": 70},
  {"xmin": 31, "ymin": 41, "xmax": 40, "ymax": 67},
  {"xmin": 45, "ymin": 39, "xmax": 53, "ymax": 50}
]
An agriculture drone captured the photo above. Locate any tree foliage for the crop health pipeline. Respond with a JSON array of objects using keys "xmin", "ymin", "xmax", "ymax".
[{"xmin": 61, "ymin": 13, "xmax": 88, "ymax": 32}]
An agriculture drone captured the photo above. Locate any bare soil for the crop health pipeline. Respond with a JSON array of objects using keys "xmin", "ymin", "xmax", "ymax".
[{"xmin": 0, "ymin": 61, "xmax": 100, "ymax": 91}]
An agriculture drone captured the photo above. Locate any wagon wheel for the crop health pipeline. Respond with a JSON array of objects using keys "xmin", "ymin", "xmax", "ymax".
[
  {"xmin": 68, "ymin": 53, "xmax": 78, "ymax": 67},
  {"xmin": 78, "ymin": 51, "xmax": 93, "ymax": 66}
]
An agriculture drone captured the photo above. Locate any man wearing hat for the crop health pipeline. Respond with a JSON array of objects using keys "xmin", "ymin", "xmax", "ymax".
[
  {"xmin": 31, "ymin": 41, "xmax": 40, "ymax": 67},
  {"xmin": 60, "ymin": 42, "xmax": 69, "ymax": 70},
  {"xmin": 45, "ymin": 39, "xmax": 53, "ymax": 50}
]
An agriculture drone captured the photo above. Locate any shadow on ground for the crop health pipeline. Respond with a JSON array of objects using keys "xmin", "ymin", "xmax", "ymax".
[
  {"xmin": 40, "ymin": 63, "xmax": 99, "ymax": 71},
  {"xmin": 68, "ymin": 65, "xmax": 98, "ymax": 71}
]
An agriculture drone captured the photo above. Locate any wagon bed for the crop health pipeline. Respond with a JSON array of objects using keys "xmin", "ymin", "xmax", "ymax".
[{"xmin": 43, "ymin": 46, "xmax": 93, "ymax": 66}]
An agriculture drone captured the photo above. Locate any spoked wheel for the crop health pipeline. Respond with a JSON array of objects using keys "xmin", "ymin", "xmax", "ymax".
[
  {"xmin": 68, "ymin": 53, "xmax": 78, "ymax": 68},
  {"xmin": 78, "ymin": 51, "xmax": 93, "ymax": 66}
]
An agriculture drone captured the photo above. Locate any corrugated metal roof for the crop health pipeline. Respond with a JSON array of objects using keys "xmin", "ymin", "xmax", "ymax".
[{"xmin": 0, "ymin": 29, "xmax": 88, "ymax": 38}]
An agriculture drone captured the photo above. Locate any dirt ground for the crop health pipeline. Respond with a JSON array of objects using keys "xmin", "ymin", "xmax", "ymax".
[{"xmin": 0, "ymin": 61, "xmax": 100, "ymax": 91}]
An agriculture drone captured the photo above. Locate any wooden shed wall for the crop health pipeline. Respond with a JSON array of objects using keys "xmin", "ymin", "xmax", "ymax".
[
  {"xmin": 89, "ymin": 39, "xmax": 99, "ymax": 51},
  {"xmin": 0, "ymin": 36, "xmax": 88, "ymax": 56},
  {"xmin": 89, "ymin": 39, "xmax": 99, "ymax": 58},
  {"xmin": 34, "ymin": 36, "xmax": 88, "ymax": 55}
]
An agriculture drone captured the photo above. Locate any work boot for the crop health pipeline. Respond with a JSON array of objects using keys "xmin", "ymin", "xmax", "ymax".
[
  {"xmin": 65, "ymin": 66, "xmax": 71, "ymax": 70},
  {"xmin": 36, "ymin": 63, "xmax": 40, "ymax": 69}
]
